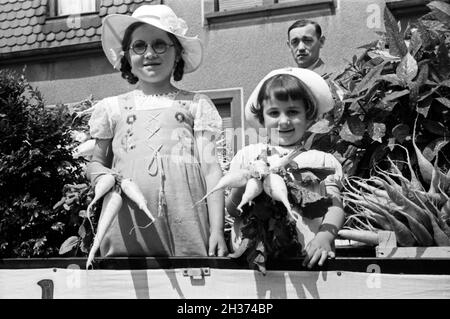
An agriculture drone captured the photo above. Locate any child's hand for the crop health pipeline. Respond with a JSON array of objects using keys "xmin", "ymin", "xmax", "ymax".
[
  {"xmin": 302, "ymin": 232, "xmax": 335, "ymax": 269},
  {"xmin": 208, "ymin": 230, "xmax": 229, "ymax": 257}
]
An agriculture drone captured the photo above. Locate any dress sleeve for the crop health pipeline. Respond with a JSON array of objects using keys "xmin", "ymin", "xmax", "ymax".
[
  {"xmin": 190, "ymin": 93, "xmax": 223, "ymax": 135},
  {"xmin": 228, "ymin": 144, "xmax": 264, "ymax": 172},
  {"xmin": 228, "ymin": 148, "xmax": 245, "ymax": 172},
  {"xmin": 322, "ymin": 152, "xmax": 344, "ymax": 190},
  {"xmin": 88, "ymin": 98, "xmax": 115, "ymax": 139}
]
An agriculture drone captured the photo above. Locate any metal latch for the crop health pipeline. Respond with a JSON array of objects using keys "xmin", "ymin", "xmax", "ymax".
[{"xmin": 182, "ymin": 268, "xmax": 210, "ymax": 280}]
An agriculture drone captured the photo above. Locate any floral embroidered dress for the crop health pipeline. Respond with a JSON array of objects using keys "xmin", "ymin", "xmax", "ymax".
[
  {"xmin": 88, "ymin": 90, "xmax": 222, "ymax": 257},
  {"xmin": 228, "ymin": 143, "xmax": 343, "ymax": 252}
]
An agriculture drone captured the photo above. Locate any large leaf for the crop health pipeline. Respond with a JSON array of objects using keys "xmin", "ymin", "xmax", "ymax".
[
  {"xmin": 408, "ymin": 30, "xmax": 423, "ymax": 57},
  {"xmin": 352, "ymin": 61, "xmax": 388, "ymax": 95},
  {"xmin": 59, "ymin": 236, "xmax": 79, "ymax": 255},
  {"xmin": 339, "ymin": 121, "xmax": 364, "ymax": 143},
  {"xmin": 384, "ymin": 6, "xmax": 408, "ymax": 57},
  {"xmin": 416, "ymin": 21, "xmax": 435, "ymax": 49},
  {"xmin": 423, "ymin": 119, "xmax": 450, "ymax": 136},
  {"xmin": 380, "ymin": 74, "xmax": 403, "ymax": 86},
  {"xmin": 436, "ymin": 40, "xmax": 450, "ymax": 77},
  {"xmin": 417, "ymin": 96, "xmax": 432, "ymax": 117},
  {"xmin": 357, "ymin": 40, "xmax": 381, "ymax": 50},
  {"xmin": 347, "ymin": 116, "xmax": 367, "ymax": 136},
  {"xmin": 392, "ymin": 123, "xmax": 410, "ymax": 143},
  {"xmin": 396, "ymin": 53, "xmax": 418, "ymax": 83},
  {"xmin": 427, "ymin": 1, "xmax": 450, "ymax": 28},
  {"xmin": 382, "ymin": 89, "xmax": 410, "ymax": 103},
  {"xmin": 368, "ymin": 122, "xmax": 386, "ymax": 143},
  {"xmin": 435, "ymin": 97, "xmax": 450, "ymax": 109},
  {"xmin": 308, "ymin": 118, "xmax": 333, "ymax": 134},
  {"xmin": 423, "ymin": 138, "xmax": 449, "ymax": 162}
]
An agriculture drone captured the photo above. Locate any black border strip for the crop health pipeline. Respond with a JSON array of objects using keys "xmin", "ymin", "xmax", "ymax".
[{"xmin": 1, "ymin": 256, "xmax": 450, "ymax": 274}]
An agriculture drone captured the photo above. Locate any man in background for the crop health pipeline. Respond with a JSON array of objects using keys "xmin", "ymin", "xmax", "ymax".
[{"xmin": 287, "ymin": 20, "xmax": 332, "ymax": 78}]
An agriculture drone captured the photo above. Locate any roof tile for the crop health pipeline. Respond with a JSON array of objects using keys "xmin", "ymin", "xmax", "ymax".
[
  {"xmin": 32, "ymin": 25, "xmax": 40, "ymax": 33},
  {"xmin": 55, "ymin": 30, "xmax": 65, "ymax": 41},
  {"xmin": 2, "ymin": 46, "xmax": 12, "ymax": 53},
  {"xmin": 28, "ymin": 16, "xmax": 38, "ymax": 26},
  {"xmin": 24, "ymin": 7, "xmax": 35, "ymax": 18},
  {"xmin": 65, "ymin": 29, "xmax": 75, "ymax": 39},
  {"xmin": 75, "ymin": 29, "xmax": 85, "ymax": 37},
  {"xmin": 19, "ymin": 17, "xmax": 29, "ymax": 27},
  {"xmin": 85, "ymin": 27, "xmax": 96, "ymax": 37},
  {"xmin": 16, "ymin": 9, "xmax": 25, "ymax": 19},
  {"xmin": 17, "ymin": 35, "xmax": 27, "ymax": 45},
  {"xmin": 3, "ymin": 28, "xmax": 13, "ymax": 38},
  {"xmin": 107, "ymin": 6, "xmax": 118, "ymax": 15},
  {"xmin": 7, "ymin": 11, "xmax": 15, "ymax": 20},
  {"xmin": 117, "ymin": 4, "xmax": 128, "ymax": 14},
  {"xmin": 26, "ymin": 33, "xmax": 37, "ymax": 44},
  {"xmin": 0, "ymin": 0, "xmax": 139, "ymax": 57},
  {"xmin": 9, "ymin": 19, "xmax": 19, "ymax": 28},
  {"xmin": 46, "ymin": 32, "xmax": 55, "ymax": 42},
  {"xmin": 34, "ymin": 6, "xmax": 46, "ymax": 16},
  {"xmin": 6, "ymin": 36, "xmax": 16, "ymax": 47},
  {"xmin": 13, "ymin": 27, "xmax": 22, "ymax": 37},
  {"xmin": 99, "ymin": 6, "xmax": 107, "ymax": 17},
  {"xmin": 36, "ymin": 33, "xmax": 45, "ymax": 42},
  {"xmin": 22, "ymin": 25, "xmax": 32, "ymax": 35},
  {"xmin": 4, "ymin": 3, "xmax": 13, "ymax": 13},
  {"xmin": 21, "ymin": 0, "xmax": 31, "ymax": 10},
  {"xmin": 13, "ymin": 1, "xmax": 22, "ymax": 11},
  {"xmin": 31, "ymin": 0, "xmax": 41, "ymax": 9}
]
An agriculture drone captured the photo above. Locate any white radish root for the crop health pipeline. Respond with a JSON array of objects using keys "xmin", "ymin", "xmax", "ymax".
[
  {"xmin": 120, "ymin": 178, "xmax": 156, "ymax": 234},
  {"xmin": 86, "ymin": 189, "xmax": 122, "ymax": 270},
  {"xmin": 263, "ymin": 173, "xmax": 300, "ymax": 221},
  {"xmin": 194, "ymin": 169, "xmax": 251, "ymax": 206},
  {"xmin": 248, "ymin": 159, "xmax": 270, "ymax": 179},
  {"xmin": 237, "ymin": 178, "xmax": 264, "ymax": 212},
  {"xmin": 86, "ymin": 173, "xmax": 116, "ymax": 234}
]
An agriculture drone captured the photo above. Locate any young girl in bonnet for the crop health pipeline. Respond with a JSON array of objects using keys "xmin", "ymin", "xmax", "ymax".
[
  {"xmin": 87, "ymin": 5, "xmax": 228, "ymax": 258},
  {"xmin": 226, "ymin": 68, "xmax": 345, "ymax": 268}
]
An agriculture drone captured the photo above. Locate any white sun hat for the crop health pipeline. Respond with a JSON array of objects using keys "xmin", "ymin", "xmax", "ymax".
[
  {"xmin": 244, "ymin": 67, "xmax": 334, "ymax": 129},
  {"xmin": 101, "ymin": 4, "xmax": 203, "ymax": 73}
]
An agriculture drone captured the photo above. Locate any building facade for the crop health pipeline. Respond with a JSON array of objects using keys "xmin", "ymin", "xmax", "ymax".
[{"xmin": 0, "ymin": 0, "xmax": 429, "ymax": 137}]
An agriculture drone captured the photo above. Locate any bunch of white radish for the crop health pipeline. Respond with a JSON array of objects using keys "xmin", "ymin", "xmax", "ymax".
[
  {"xmin": 196, "ymin": 145, "xmax": 305, "ymax": 222},
  {"xmin": 86, "ymin": 174, "xmax": 156, "ymax": 269}
]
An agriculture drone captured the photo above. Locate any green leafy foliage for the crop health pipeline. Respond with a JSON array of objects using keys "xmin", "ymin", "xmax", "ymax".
[
  {"xmin": 0, "ymin": 70, "xmax": 93, "ymax": 257},
  {"xmin": 310, "ymin": 2, "xmax": 450, "ymax": 181}
]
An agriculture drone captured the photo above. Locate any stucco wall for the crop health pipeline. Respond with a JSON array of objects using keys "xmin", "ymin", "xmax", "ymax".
[{"xmin": 3, "ymin": 0, "xmax": 386, "ymax": 107}]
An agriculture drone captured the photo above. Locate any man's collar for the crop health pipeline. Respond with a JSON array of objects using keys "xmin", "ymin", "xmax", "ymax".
[{"xmin": 306, "ymin": 58, "xmax": 324, "ymax": 71}]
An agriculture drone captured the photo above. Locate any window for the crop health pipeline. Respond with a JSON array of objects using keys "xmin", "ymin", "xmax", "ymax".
[
  {"xmin": 48, "ymin": 0, "xmax": 98, "ymax": 17},
  {"xmin": 204, "ymin": 0, "xmax": 336, "ymax": 25},
  {"xmin": 215, "ymin": 0, "xmax": 298, "ymax": 12},
  {"xmin": 385, "ymin": 0, "xmax": 430, "ymax": 30},
  {"xmin": 196, "ymin": 88, "xmax": 244, "ymax": 164}
]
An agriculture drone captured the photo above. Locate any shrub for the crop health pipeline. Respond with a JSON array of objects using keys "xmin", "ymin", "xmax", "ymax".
[{"xmin": 0, "ymin": 70, "xmax": 88, "ymax": 257}]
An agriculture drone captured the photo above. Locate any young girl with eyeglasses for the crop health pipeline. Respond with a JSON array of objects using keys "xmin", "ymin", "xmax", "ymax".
[{"xmin": 87, "ymin": 5, "xmax": 228, "ymax": 257}]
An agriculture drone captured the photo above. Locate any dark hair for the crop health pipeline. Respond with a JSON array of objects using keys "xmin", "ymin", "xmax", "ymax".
[
  {"xmin": 119, "ymin": 22, "xmax": 185, "ymax": 84},
  {"xmin": 287, "ymin": 20, "xmax": 322, "ymax": 39},
  {"xmin": 250, "ymin": 74, "xmax": 317, "ymax": 125}
]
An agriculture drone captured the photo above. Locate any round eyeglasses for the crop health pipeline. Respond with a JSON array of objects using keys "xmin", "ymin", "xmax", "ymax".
[{"xmin": 129, "ymin": 39, "xmax": 175, "ymax": 55}]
